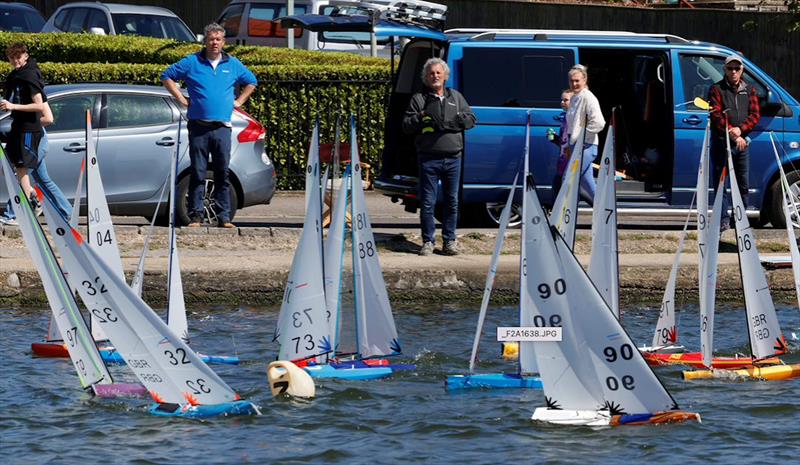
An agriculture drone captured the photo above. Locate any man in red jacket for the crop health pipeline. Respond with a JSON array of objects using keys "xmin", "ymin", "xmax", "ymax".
[{"xmin": 707, "ymin": 54, "xmax": 760, "ymax": 232}]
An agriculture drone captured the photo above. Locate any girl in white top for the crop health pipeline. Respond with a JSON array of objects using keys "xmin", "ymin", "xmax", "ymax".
[{"xmin": 565, "ymin": 64, "xmax": 605, "ymax": 201}]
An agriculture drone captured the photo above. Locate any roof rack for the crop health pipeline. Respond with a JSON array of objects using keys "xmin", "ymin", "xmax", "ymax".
[
  {"xmin": 445, "ymin": 28, "xmax": 689, "ymax": 44},
  {"xmin": 330, "ymin": 0, "xmax": 447, "ymax": 30}
]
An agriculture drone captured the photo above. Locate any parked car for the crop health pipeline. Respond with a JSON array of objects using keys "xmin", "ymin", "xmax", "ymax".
[
  {"xmin": 0, "ymin": 84, "xmax": 276, "ymax": 225},
  {"xmin": 216, "ymin": 0, "xmax": 392, "ymax": 55},
  {"xmin": 0, "ymin": 3, "xmax": 45, "ymax": 32},
  {"xmin": 41, "ymin": 2, "xmax": 197, "ymax": 42}
]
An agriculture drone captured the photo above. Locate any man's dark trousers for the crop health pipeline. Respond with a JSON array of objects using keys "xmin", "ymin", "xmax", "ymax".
[
  {"xmin": 419, "ymin": 153, "xmax": 461, "ymax": 244},
  {"xmin": 188, "ymin": 120, "xmax": 232, "ymax": 222}
]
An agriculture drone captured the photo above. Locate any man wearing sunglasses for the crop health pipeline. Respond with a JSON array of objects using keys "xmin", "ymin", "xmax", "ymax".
[{"xmin": 708, "ymin": 54, "xmax": 760, "ymax": 233}]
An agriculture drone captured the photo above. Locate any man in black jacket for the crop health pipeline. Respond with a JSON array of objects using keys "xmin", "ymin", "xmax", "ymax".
[
  {"xmin": 403, "ymin": 58, "xmax": 476, "ymax": 256},
  {"xmin": 708, "ymin": 54, "xmax": 760, "ymax": 232}
]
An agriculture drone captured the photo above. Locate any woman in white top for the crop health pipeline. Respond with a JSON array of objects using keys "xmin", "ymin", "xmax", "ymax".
[{"xmin": 565, "ymin": 64, "xmax": 606, "ymax": 202}]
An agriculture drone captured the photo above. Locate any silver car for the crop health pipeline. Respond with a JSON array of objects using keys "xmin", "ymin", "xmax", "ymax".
[
  {"xmin": 0, "ymin": 84, "xmax": 276, "ymax": 225},
  {"xmin": 41, "ymin": 2, "xmax": 197, "ymax": 42}
]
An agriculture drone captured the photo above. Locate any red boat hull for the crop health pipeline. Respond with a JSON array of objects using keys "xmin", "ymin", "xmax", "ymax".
[
  {"xmin": 31, "ymin": 342, "xmax": 70, "ymax": 358},
  {"xmin": 643, "ymin": 351, "xmax": 781, "ymax": 369}
]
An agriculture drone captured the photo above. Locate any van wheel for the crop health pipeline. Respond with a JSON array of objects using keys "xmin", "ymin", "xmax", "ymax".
[
  {"xmin": 766, "ymin": 169, "xmax": 800, "ymax": 229},
  {"xmin": 176, "ymin": 176, "xmax": 238, "ymax": 226},
  {"xmin": 483, "ymin": 201, "xmax": 522, "ymax": 228}
]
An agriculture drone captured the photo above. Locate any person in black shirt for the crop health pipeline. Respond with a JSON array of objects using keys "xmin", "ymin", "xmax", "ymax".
[
  {"xmin": 1, "ymin": 42, "xmax": 46, "ymax": 206},
  {"xmin": 403, "ymin": 58, "xmax": 476, "ymax": 256}
]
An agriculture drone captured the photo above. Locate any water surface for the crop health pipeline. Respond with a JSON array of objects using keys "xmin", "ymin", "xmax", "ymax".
[{"xmin": 1, "ymin": 304, "xmax": 798, "ymax": 465}]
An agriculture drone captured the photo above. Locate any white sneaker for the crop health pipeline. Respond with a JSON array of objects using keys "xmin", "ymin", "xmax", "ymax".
[{"xmin": 0, "ymin": 217, "xmax": 18, "ymax": 226}]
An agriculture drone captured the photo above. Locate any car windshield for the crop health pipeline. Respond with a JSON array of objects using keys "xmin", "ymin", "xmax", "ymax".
[
  {"xmin": 111, "ymin": 13, "xmax": 194, "ymax": 41},
  {"xmin": 0, "ymin": 8, "xmax": 45, "ymax": 32}
]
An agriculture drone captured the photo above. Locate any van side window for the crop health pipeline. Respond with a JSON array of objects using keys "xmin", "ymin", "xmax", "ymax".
[
  {"xmin": 678, "ymin": 54, "xmax": 724, "ymax": 111},
  {"xmin": 679, "ymin": 54, "xmax": 770, "ymax": 112},
  {"xmin": 461, "ymin": 48, "xmax": 574, "ymax": 108},
  {"xmin": 318, "ymin": 5, "xmax": 387, "ymax": 45},
  {"xmin": 218, "ymin": 4, "xmax": 244, "ymax": 37},
  {"xmin": 248, "ymin": 4, "xmax": 306, "ymax": 38}
]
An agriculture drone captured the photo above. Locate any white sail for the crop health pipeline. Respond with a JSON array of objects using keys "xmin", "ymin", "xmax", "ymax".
[
  {"xmin": 274, "ymin": 122, "xmax": 331, "ymax": 361},
  {"xmin": 2, "ymin": 152, "xmax": 111, "ymax": 389},
  {"xmin": 131, "ymin": 176, "xmax": 169, "ymax": 298},
  {"xmin": 350, "ymin": 120, "xmax": 401, "ymax": 358},
  {"xmin": 698, "ymin": 124, "xmax": 722, "ymax": 369},
  {"xmin": 324, "ymin": 166, "xmax": 349, "ymax": 354},
  {"xmin": 166, "ymin": 124, "xmax": 188, "ymax": 343},
  {"xmin": 769, "ymin": 133, "xmax": 800, "ymax": 309},
  {"xmin": 726, "ymin": 140, "xmax": 787, "ymax": 359},
  {"xmin": 85, "ymin": 111, "xmax": 121, "ymax": 342},
  {"xmin": 523, "ymin": 169, "xmax": 604, "ymax": 410},
  {"xmin": 40, "ymin": 196, "xmax": 238, "ymax": 406},
  {"xmin": 554, "ymin": 233, "xmax": 679, "ymax": 414},
  {"xmin": 651, "ymin": 207, "xmax": 692, "ymax": 348},
  {"xmin": 469, "ymin": 174, "xmax": 518, "ymax": 373},
  {"xmin": 518, "ymin": 118, "xmax": 538, "ymax": 375},
  {"xmin": 550, "ymin": 127, "xmax": 585, "ymax": 249},
  {"xmin": 588, "ymin": 123, "xmax": 619, "ymax": 318}
]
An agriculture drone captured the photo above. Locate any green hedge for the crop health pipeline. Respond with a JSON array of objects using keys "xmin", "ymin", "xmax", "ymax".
[
  {"xmin": 0, "ymin": 32, "xmax": 389, "ymax": 67},
  {"xmin": 0, "ymin": 33, "xmax": 392, "ymax": 190}
]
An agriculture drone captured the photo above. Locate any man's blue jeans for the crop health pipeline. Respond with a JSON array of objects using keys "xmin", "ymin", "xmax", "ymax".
[
  {"xmin": 2, "ymin": 132, "xmax": 72, "ymax": 220},
  {"xmin": 418, "ymin": 154, "xmax": 461, "ymax": 244},
  {"xmin": 188, "ymin": 121, "xmax": 232, "ymax": 222},
  {"xmin": 711, "ymin": 144, "xmax": 749, "ymax": 226}
]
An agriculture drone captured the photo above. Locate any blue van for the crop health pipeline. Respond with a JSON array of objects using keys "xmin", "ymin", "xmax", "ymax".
[{"xmin": 281, "ymin": 8, "xmax": 800, "ymax": 227}]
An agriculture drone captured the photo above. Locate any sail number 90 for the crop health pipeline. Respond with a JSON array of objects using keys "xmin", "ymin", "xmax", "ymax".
[{"xmin": 538, "ymin": 279, "xmax": 566, "ymax": 299}]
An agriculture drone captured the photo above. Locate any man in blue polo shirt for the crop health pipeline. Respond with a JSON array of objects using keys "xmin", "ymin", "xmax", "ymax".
[{"xmin": 162, "ymin": 23, "xmax": 257, "ymax": 228}]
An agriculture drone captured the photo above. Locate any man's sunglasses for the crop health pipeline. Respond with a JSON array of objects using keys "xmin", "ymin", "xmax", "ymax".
[{"xmin": 726, "ymin": 66, "xmax": 742, "ymax": 72}]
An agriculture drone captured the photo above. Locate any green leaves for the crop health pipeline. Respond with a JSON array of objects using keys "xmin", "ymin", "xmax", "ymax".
[{"xmin": 0, "ymin": 32, "xmax": 392, "ymax": 190}]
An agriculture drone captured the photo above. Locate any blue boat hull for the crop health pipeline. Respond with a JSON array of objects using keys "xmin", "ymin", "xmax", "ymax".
[
  {"xmin": 149, "ymin": 400, "xmax": 260, "ymax": 418},
  {"xmin": 101, "ymin": 350, "xmax": 239, "ymax": 365},
  {"xmin": 304, "ymin": 364, "xmax": 394, "ymax": 380},
  {"xmin": 445, "ymin": 373, "xmax": 543, "ymax": 391}
]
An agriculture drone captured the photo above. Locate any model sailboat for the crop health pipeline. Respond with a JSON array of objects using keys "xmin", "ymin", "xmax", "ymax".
[
  {"xmin": 38, "ymin": 185, "xmax": 258, "ymax": 417},
  {"xmin": 274, "ymin": 118, "xmax": 411, "ymax": 380},
  {"xmin": 588, "ymin": 114, "xmax": 619, "ymax": 318},
  {"xmin": 446, "ymin": 115, "xmax": 542, "ymax": 390},
  {"xmin": 683, "ymin": 133, "xmax": 794, "ymax": 381},
  {"xmin": 512, "ymin": 153, "xmax": 699, "ymax": 426},
  {"xmin": 643, "ymin": 115, "xmax": 784, "ymax": 370},
  {"xmin": 2, "ymin": 148, "xmax": 145, "ymax": 398}
]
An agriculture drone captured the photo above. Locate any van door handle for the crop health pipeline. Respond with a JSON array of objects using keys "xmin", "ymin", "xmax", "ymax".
[
  {"xmin": 63, "ymin": 142, "xmax": 86, "ymax": 153},
  {"xmin": 156, "ymin": 137, "xmax": 175, "ymax": 147},
  {"xmin": 682, "ymin": 115, "xmax": 703, "ymax": 125}
]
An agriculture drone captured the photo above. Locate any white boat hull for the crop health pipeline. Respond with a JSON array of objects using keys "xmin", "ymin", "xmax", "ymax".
[{"xmin": 531, "ymin": 407, "xmax": 611, "ymax": 426}]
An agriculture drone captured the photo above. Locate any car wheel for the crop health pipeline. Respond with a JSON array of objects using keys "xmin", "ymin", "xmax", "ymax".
[
  {"xmin": 176, "ymin": 175, "xmax": 238, "ymax": 226},
  {"xmin": 767, "ymin": 169, "xmax": 800, "ymax": 229}
]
